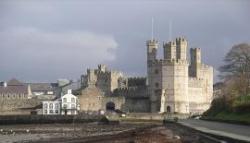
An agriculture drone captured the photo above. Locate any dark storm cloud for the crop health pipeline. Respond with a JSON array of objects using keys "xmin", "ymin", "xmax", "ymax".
[{"xmin": 0, "ymin": 0, "xmax": 249, "ymax": 82}]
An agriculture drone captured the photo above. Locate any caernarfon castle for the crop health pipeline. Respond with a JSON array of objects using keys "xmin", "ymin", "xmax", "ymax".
[
  {"xmin": 147, "ymin": 38, "xmax": 213, "ymax": 114},
  {"xmin": 0, "ymin": 37, "xmax": 213, "ymax": 115},
  {"xmin": 77, "ymin": 37, "xmax": 213, "ymax": 115}
]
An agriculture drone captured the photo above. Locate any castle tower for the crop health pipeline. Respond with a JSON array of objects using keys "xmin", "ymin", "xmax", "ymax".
[
  {"xmin": 87, "ymin": 69, "xmax": 97, "ymax": 86},
  {"xmin": 176, "ymin": 37, "xmax": 187, "ymax": 60},
  {"xmin": 189, "ymin": 48, "xmax": 201, "ymax": 77},
  {"xmin": 98, "ymin": 64, "xmax": 107, "ymax": 72},
  {"xmin": 147, "ymin": 39, "xmax": 158, "ymax": 63},
  {"xmin": 146, "ymin": 39, "xmax": 161, "ymax": 112},
  {"xmin": 163, "ymin": 41, "xmax": 176, "ymax": 60}
]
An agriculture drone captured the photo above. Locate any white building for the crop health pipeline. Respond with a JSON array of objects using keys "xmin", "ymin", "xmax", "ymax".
[
  {"xmin": 61, "ymin": 89, "xmax": 80, "ymax": 115},
  {"xmin": 42, "ymin": 89, "xmax": 80, "ymax": 115},
  {"xmin": 42, "ymin": 100, "xmax": 61, "ymax": 115}
]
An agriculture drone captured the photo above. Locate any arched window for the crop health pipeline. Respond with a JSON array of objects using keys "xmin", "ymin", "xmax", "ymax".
[
  {"xmin": 44, "ymin": 103, "xmax": 48, "ymax": 109},
  {"xmin": 167, "ymin": 106, "xmax": 171, "ymax": 113},
  {"xmin": 55, "ymin": 103, "xmax": 59, "ymax": 109},
  {"xmin": 49, "ymin": 103, "xmax": 53, "ymax": 109}
]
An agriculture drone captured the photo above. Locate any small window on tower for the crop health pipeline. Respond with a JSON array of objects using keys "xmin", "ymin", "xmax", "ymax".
[
  {"xmin": 154, "ymin": 69, "xmax": 159, "ymax": 74},
  {"xmin": 155, "ymin": 82, "xmax": 159, "ymax": 88}
]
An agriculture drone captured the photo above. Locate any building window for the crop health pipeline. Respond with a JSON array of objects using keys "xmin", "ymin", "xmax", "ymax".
[
  {"xmin": 71, "ymin": 104, "xmax": 75, "ymax": 109},
  {"xmin": 44, "ymin": 110, "xmax": 48, "ymax": 114},
  {"xmin": 55, "ymin": 103, "xmax": 59, "ymax": 109},
  {"xmin": 155, "ymin": 69, "xmax": 159, "ymax": 74},
  {"xmin": 44, "ymin": 103, "xmax": 48, "ymax": 109},
  {"xmin": 63, "ymin": 104, "xmax": 67, "ymax": 109},
  {"xmin": 55, "ymin": 110, "xmax": 59, "ymax": 114},
  {"xmin": 49, "ymin": 103, "xmax": 53, "ymax": 109},
  {"xmin": 49, "ymin": 110, "xmax": 53, "ymax": 114},
  {"xmin": 63, "ymin": 98, "xmax": 67, "ymax": 103},
  {"xmin": 71, "ymin": 97, "xmax": 75, "ymax": 103}
]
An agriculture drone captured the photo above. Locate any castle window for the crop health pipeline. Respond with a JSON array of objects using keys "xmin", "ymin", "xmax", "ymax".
[
  {"xmin": 155, "ymin": 82, "xmax": 159, "ymax": 88},
  {"xmin": 154, "ymin": 69, "xmax": 159, "ymax": 74}
]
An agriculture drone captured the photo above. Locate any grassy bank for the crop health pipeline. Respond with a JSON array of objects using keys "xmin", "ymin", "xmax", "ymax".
[
  {"xmin": 202, "ymin": 95, "xmax": 250, "ymax": 125},
  {"xmin": 202, "ymin": 111, "xmax": 250, "ymax": 125}
]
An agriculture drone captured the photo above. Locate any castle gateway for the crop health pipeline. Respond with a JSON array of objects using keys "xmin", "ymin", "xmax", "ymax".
[{"xmin": 147, "ymin": 37, "xmax": 213, "ymax": 114}]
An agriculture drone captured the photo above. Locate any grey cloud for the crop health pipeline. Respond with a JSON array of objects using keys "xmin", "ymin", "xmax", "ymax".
[{"xmin": 0, "ymin": 0, "xmax": 250, "ymax": 82}]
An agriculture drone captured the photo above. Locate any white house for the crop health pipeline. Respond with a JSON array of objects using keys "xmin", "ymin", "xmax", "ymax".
[
  {"xmin": 42, "ymin": 100, "xmax": 61, "ymax": 115},
  {"xmin": 42, "ymin": 89, "xmax": 80, "ymax": 115},
  {"xmin": 61, "ymin": 89, "xmax": 80, "ymax": 115}
]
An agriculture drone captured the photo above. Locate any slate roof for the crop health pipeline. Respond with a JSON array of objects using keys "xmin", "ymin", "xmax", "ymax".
[
  {"xmin": 0, "ymin": 78, "xmax": 27, "ymax": 94},
  {"xmin": 7, "ymin": 78, "xmax": 24, "ymax": 86},
  {"xmin": 24, "ymin": 83, "xmax": 58, "ymax": 91}
]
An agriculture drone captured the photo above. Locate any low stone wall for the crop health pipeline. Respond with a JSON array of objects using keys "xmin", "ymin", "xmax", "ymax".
[
  {"xmin": 0, "ymin": 99, "xmax": 42, "ymax": 115},
  {"xmin": 124, "ymin": 113, "xmax": 190, "ymax": 121},
  {"xmin": 0, "ymin": 114, "xmax": 102, "ymax": 125}
]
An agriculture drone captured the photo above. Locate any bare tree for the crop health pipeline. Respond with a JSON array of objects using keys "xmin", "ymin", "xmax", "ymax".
[{"xmin": 219, "ymin": 43, "xmax": 250, "ymax": 96}]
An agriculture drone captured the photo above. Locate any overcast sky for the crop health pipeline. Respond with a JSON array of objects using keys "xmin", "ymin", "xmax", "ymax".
[{"xmin": 0, "ymin": 0, "xmax": 249, "ymax": 82}]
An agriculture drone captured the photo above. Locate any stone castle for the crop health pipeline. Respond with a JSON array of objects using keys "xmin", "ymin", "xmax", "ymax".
[
  {"xmin": 147, "ymin": 38, "xmax": 213, "ymax": 114},
  {"xmin": 77, "ymin": 37, "xmax": 213, "ymax": 115}
]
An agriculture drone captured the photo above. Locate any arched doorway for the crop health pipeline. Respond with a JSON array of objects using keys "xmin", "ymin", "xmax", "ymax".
[
  {"xmin": 106, "ymin": 102, "xmax": 115, "ymax": 111},
  {"xmin": 167, "ymin": 106, "xmax": 171, "ymax": 113}
]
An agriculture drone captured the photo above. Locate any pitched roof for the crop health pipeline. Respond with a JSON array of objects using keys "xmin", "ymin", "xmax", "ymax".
[
  {"xmin": 24, "ymin": 83, "xmax": 58, "ymax": 91},
  {"xmin": 7, "ymin": 78, "xmax": 24, "ymax": 86},
  {"xmin": 0, "ymin": 86, "xmax": 27, "ymax": 95}
]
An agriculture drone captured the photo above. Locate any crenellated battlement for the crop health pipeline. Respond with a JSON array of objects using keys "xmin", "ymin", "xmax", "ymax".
[
  {"xmin": 153, "ymin": 59, "xmax": 189, "ymax": 66},
  {"xmin": 113, "ymin": 86, "xmax": 148, "ymax": 98}
]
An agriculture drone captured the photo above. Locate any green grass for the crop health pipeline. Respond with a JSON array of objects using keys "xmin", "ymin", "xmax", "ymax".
[{"xmin": 214, "ymin": 111, "xmax": 250, "ymax": 124}]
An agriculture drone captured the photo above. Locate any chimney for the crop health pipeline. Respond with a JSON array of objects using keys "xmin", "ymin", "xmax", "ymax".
[
  {"xmin": 3, "ymin": 82, "xmax": 7, "ymax": 87},
  {"xmin": 67, "ymin": 89, "xmax": 72, "ymax": 94}
]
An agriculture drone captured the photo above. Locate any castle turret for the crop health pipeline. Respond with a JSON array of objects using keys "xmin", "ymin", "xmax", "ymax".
[
  {"xmin": 98, "ymin": 64, "xmax": 107, "ymax": 72},
  {"xmin": 190, "ymin": 48, "xmax": 201, "ymax": 77},
  {"xmin": 87, "ymin": 69, "xmax": 97, "ymax": 86},
  {"xmin": 163, "ymin": 41, "xmax": 176, "ymax": 60},
  {"xmin": 147, "ymin": 39, "xmax": 158, "ymax": 63},
  {"xmin": 176, "ymin": 37, "xmax": 187, "ymax": 60}
]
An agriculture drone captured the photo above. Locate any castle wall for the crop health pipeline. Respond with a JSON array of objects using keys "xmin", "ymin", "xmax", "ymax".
[
  {"xmin": 148, "ymin": 60, "xmax": 162, "ymax": 112},
  {"xmin": 123, "ymin": 98, "xmax": 150, "ymax": 112},
  {"xmin": 161, "ymin": 60, "xmax": 189, "ymax": 113}
]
